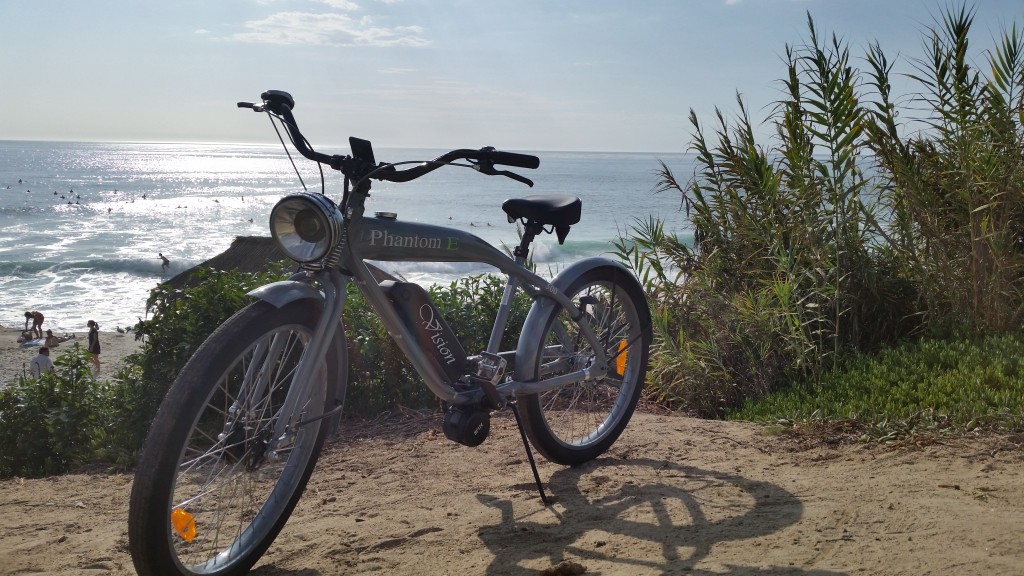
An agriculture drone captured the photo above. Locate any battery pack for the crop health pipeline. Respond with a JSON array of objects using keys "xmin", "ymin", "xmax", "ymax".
[{"xmin": 380, "ymin": 280, "xmax": 467, "ymax": 384}]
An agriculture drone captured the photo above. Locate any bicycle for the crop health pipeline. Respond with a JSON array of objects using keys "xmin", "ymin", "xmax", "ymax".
[{"xmin": 127, "ymin": 89, "xmax": 652, "ymax": 576}]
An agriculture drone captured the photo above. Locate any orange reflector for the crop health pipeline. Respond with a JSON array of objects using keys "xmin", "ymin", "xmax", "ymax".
[
  {"xmin": 615, "ymin": 340, "xmax": 628, "ymax": 376},
  {"xmin": 171, "ymin": 508, "xmax": 197, "ymax": 542}
]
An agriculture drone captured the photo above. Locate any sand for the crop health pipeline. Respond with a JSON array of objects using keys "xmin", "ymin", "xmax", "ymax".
[
  {"xmin": 0, "ymin": 412, "xmax": 1021, "ymax": 574},
  {"xmin": 0, "ymin": 327, "xmax": 142, "ymax": 386},
  {"xmin": 1, "ymin": 327, "xmax": 1022, "ymax": 574}
]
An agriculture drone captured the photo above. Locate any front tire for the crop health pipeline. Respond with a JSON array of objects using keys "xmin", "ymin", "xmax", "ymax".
[
  {"xmin": 128, "ymin": 300, "xmax": 337, "ymax": 576},
  {"xmin": 518, "ymin": 264, "xmax": 651, "ymax": 466}
]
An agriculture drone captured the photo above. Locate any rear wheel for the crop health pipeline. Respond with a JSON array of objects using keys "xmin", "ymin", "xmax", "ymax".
[
  {"xmin": 128, "ymin": 300, "xmax": 337, "ymax": 576},
  {"xmin": 518, "ymin": 265, "xmax": 651, "ymax": 465}
]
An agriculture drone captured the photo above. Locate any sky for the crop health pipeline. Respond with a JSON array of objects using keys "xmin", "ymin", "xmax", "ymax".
[{"xmin": 1, "ymin": 0, "xmax": 1022, "ymax": 152}]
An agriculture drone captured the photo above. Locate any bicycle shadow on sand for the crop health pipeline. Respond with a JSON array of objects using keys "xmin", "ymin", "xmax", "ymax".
[{"xmin": 476, "ymin": 456, "xmax": 847, "ymax": 576}]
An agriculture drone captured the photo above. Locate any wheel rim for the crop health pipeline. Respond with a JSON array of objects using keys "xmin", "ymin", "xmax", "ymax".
[
  {"xmin": 537, "ymin": 280, "xmax": 643, "ymax": 449},
  {"xmin": 167, "ymin": 324, "xmax": 325, "ymax": 573}
]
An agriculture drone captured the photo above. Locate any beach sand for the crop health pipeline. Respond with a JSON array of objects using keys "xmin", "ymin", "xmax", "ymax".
[
  {"xmin": 0, "ymin": 411, "xmax": 1021, "ymax": 575},
  {"xmin": 0, "ymin": 326, "xmax": 143, "ymax": 386}
]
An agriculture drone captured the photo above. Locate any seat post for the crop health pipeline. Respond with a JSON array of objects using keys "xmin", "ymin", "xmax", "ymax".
[{"xmin": 513, "ymin": 221, "xmax": 544, "ymax": 264}]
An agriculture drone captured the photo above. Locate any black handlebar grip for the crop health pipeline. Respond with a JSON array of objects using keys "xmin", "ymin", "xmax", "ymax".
[
  {"xmin": 261, "ymin": 90, "xmax": 295, "ymax": 112},
  {"xmin": 490, "ymin": 151, "xmax": 540, "ymax": 170}
]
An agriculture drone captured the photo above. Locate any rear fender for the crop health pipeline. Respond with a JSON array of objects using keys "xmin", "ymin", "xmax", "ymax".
[{"xmin": 514, "ymin": 257, "xmax": 638, "ymax": 382}]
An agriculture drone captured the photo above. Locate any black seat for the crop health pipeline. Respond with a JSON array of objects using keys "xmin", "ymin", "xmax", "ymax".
[{"xmin": 502, "ymin": 195, "xmax": 582, "ymax": 228}]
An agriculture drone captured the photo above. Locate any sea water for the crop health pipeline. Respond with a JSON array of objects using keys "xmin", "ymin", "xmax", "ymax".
[{"xmin": 0, "ymin": 140, "xmax": 694, "ymax": 332}]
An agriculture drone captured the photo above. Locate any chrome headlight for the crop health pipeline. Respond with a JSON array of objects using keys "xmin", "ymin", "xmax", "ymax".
[{"xmin": 270, "ymin": 193, "xmax": 344, "ymax": 263}]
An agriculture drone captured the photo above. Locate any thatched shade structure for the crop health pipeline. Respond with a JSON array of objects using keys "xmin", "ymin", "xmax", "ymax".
[
  {"xmin": 164, "ymin": 236, "xmax": 290, "ymax": 290},
  {"xmin": 164, "ymin": 235, "xmax": 397, "ymax": 291}
]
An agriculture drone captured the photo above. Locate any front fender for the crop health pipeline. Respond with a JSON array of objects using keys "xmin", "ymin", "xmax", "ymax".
[{"xmin": 248, "ymin": 280, "xmax": 323, "ymax": 309}]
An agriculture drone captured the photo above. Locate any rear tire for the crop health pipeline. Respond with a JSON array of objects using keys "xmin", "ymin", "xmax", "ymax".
[
  {"xmin": 128, "ymin": 300, "xmax": 338, "ymax": 576},
  {"xmin": 518, "ymin": 264, "xmax": 651, "ymax": 466}
]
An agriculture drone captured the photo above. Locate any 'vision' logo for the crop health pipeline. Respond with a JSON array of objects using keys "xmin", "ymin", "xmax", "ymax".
[{"xmin": 419, "ymin": 304, "xmax": 457, "ymax": 365}]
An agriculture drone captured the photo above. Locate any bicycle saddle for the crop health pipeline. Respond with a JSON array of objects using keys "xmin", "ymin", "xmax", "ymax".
[{"xmin": 502, "ymin": 195, "xmax": 581, "ymax": 227}]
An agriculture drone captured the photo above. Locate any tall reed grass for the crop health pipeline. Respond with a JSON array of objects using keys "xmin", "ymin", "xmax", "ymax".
[{"xmin": 619, "ymin": 5, "xmax": 1024, "ymax": 416}]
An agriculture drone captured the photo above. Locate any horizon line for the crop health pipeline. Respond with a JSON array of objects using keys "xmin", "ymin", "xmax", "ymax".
[{"xmin": 0, "ymin": 137, "xmax": 689, "ymax": 157}]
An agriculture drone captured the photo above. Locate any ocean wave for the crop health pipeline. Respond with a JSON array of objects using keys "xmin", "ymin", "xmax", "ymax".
[
  {"xmin": 0, "ymin": 205, "xmax": 47, "ymax": 217},
  {"xmin": 0, "ymin": 257, "xmax": 182, "ymax": 277}
]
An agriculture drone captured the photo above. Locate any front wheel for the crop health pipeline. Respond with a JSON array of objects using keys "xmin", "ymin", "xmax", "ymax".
[
  {"xmin": 128, "ymin": 300, "xmax": 339, "ymax": 576},
  {"xmin": 518, "ymin": 264, "xmax": 652, "ymax": 466}
]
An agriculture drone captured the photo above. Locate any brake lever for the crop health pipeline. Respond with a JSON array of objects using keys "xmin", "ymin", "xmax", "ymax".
[
  {"xmin": 499, "ymin": 170, "xmax": 534, "ymax": 187},
  {"xmin": 472, "ymin": 163, "xmax": 534, "ymax": 187}
]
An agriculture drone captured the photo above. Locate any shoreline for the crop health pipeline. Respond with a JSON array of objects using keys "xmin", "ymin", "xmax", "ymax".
[{"xmin": 0, "ymin": 327, "xmax": 144, "ymax": 387}]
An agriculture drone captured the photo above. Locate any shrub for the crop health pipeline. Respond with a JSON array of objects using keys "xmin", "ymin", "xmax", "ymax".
[
  {"xmin": 0, "ymin": 266, "xmax": 530, "ymax": 477},
  {"xmin": 730, "ymin": 335, "xmax": 1024, "ymax": 437},
  {"xmin": 0, "ymin": 344, "xmax": 105, "ymax": 477},
  {"xmin": 865, "ymin": 5, "xmax": 1024, "ymax": 335}
]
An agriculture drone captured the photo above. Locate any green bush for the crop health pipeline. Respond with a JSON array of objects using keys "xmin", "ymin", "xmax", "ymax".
[
  {"xmin": 0, "ymin": 267, "xmax": 288, "ymax": 477},
  {"xmin": 0, "ymin": 345, "xmax": 105, "ymax": 476},
  {"xmin": 731, "ymin": 335, "xmax": 1024, "ymax": 437},
  {"xmin": 0, "ymin": 266, "xmax": 528, "ymax": 477}
]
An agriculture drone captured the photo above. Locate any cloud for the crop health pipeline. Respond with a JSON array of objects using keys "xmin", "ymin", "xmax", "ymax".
[
  {"xmin": 231, "ymin": 11, "xmax": 429, "ymax": 47},
  {"xmin": 317, "ymin": 0, "xmax": 359, "ymax": 9}
]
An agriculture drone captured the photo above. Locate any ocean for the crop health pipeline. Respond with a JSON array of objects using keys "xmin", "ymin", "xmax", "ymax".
[{"xmin": 0, "ymin": 140, "xmax": 694, "ymax": 333}]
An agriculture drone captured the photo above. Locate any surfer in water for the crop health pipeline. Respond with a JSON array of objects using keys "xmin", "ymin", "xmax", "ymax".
[{"xmin": 159, "ymin": 252, "xmax": 170, "ymax": 271}]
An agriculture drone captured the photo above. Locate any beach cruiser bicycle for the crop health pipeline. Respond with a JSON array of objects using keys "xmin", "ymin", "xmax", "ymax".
[{"xmin": 127, "ymin": 90, "xmax": 652, "ymax": 576}]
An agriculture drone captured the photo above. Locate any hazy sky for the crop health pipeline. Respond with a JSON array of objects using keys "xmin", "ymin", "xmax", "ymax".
[{"xmin": 1, "ymin": 1, "xmax": 1020, "ymax": 152}]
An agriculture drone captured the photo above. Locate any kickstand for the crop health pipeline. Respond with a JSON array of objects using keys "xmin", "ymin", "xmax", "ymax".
[{"xmin": 510, "ymin": 402, "xmax": 551, "ymax": 506}]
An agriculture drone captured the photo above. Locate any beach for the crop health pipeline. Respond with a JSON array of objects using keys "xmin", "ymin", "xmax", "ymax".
[{"xmin": 0, "ymin": 327, "xmax": 143, "ymax": 386}]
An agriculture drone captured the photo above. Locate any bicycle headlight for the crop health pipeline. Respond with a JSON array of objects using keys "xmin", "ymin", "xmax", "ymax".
[{"xmin": 270, "ymin": 193, "xmax": 344, "ymax": 263}]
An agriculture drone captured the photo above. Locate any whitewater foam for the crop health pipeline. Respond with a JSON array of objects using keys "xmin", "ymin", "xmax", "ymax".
[{"xmin": 1, "ymin": 141, "xmax": 693, "ymax": 332}]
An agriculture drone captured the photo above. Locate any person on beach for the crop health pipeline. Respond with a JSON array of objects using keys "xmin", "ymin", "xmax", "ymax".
[
  {"xmin": 30, "ymin": 347, "xmax": 55, "ymax": 378},
  {"xmin": 44, "ymin": 329, "xmax": 75, "ymax": 347},
  {"xmin": 24, "ymin": 311, "xmax": 44, "ymax": 339},
  {"xmin": 87, "ymin": 320, "xmax": 101, "ymax": 374},
  {"xmin": 159, "ymin": 252, "xmax": 170, "ymax": 271}
]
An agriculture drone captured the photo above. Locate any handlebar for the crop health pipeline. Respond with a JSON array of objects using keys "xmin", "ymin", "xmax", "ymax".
[
  {"xmin": 238, "ymin": 90, "xmax": 336, "ymax": 166},
  {"xmin": 238, "ymin": 90, "xmax": 539, "ymax": 187}
]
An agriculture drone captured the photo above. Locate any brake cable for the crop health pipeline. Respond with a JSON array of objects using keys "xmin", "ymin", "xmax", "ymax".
[
  {"xmin": 267, "ymin": 112, "xmax": 309, "ymax": 192},
  {"xmin": 267, "ymin": 112, "xmax": 328, "ymax": 195}
]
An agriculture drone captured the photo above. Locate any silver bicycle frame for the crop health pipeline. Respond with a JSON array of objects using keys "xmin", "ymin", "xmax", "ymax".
[{"xmin": 339, "ymin": 208, "xmax": 610, "ymax": 405}]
